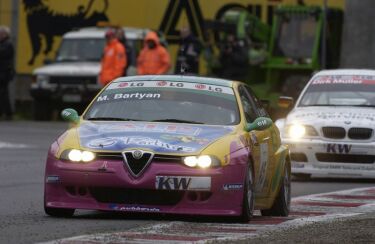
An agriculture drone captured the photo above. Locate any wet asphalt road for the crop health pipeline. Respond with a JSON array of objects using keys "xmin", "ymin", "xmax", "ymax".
[{"xmin": 0, "ymin": 121, "xmax": 374, "ymax": 243}]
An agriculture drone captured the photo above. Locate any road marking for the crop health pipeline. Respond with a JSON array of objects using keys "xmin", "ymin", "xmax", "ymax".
[
  {"xmin": 41, "ymin": 187, "xmax": 375, "ymax": 244},
  {"xmin": 0, "ymin": 141, "xmax": 32, "ymax": 149}
]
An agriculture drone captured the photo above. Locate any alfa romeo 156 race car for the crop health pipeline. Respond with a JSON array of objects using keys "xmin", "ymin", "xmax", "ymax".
[
  {"xmin": 276, "ymin": 69, "xmax": 375, "ymax": 179},
  {"xmin": 44, "ymin": 75, "xmax": 290, "ymax": 221}
]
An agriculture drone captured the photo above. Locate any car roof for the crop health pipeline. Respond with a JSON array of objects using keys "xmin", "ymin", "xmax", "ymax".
[
  {"xmin": 313, "ymin": 69, "xmax": 375, "ymax": 78},
  {"xmin": 63, "ymin": 27, "xmax": 149, "ymax": 40},
  {"xmin": 112, "ymin": 75, "xmax": 235, "ymax": 87}
]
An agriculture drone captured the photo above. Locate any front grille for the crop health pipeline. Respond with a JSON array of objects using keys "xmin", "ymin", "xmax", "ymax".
[
  {"xmin": 348, "ymin": 128, "xmax": 373, "ymax": 140},
  {"xmin": 123, "ymin": 151, "xmax": 153, "ymax": 177},
  {"xmin": 96, "ymin": 153, "xmax": 183, "ymax": 163},
  {"xmin": 316, "ymin": 153, "xmax": 375, "ymax": 164},
  {"xmin": 322, "ymin": 127, "xmax": 346, "ymax": 139},
  {"xmin": 49, "ymin": 76, "xmax": 97, "ymax": 85},
  {"xmin": 290, "ymin": 153, "xmax": 308, "ymax": 162},
  {"xmin": 89, "ymin": 187, "xmax": 184, "ymax": 205}
]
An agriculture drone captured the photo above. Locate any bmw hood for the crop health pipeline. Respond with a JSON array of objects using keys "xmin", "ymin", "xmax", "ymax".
[
  {"xmin": 286, "ymin": 107, "xmax": 375, "ymax": 127},
  {"xmin": 33, "ymin": 62, "xmax": 100, "ymax": 76},
  {"xmin": 78, "ymin": 122, "xmax": 235, "ymax": 154}
]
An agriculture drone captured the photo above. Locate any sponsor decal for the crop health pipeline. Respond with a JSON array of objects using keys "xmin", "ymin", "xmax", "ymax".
[
  {"xmin": 255, "ymin": 143, "xmax": 269, "ymax": 191},
  {"xmin": 223, "ymin": 183, "xmax": 243, "ymax": 190},
  {"xmin": 156, "ymin": 176, "xmax": 211, "ymax": 190},
  {"xmin": 294, "ymin": 112, "xmax": 375, "ymax": 122},
  {"xmin": 97, "ymin": 123, "xmax": 201, "ymax": 136},
  {"xmin": 292, "ymin": 163, "xmax": 305, "ymax": 168},
  {"xmin": 311, "ymin": 75, "xmax": 375, "ymax": 85},
  {"xmin": 79, "ymin": 122, "xmax": 234, "ymax": 153},
  {"xmin": 88, "ymin": 138, "xmax": 117, "ymax": 148},
  {"xmin": 109, "ymin": 204, "xmax": 160, "ymax": 212},
  {"xmin": 46, "ymin": 175, "xmax": 59, "ymax": 183},
  {"xmin": 122, "ymin": 136, "xmax": 194, "ymax": 152},
  {"xmin": 96, "ymin": 92, "xmax": 161, "ymax": 102},
  {"xmin": 157, "ymin": 81, "xmax": 167, "ymax": 86},
  {"xmin": 326, "ymin": 143, "xmax": 352, "ymax": 154},
  {"xmin": 313, "ymin": 164, "xmax": 375, "ymax": 171},
  {"xmin": 107, "ymin": 81, "xmax": 234, "ymax": 95},
  {"xmin": 160, "ymin": 135, "xmax": 209, "ymax": 144}
]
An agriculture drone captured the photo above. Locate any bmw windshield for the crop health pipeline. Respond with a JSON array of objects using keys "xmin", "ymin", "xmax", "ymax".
[
  {"xmin": 84, "ymin": 80, "xmax": 240, "ymax": 125},
  {"xmin": 299, "ymin": 75, "xmax": 375, "ymax": 107}
]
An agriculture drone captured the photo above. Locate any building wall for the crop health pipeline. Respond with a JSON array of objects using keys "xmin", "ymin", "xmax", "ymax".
[
  {"xmin": 340, "ymin": 0, "xmax": 375, "ymax": 68},
  {"xmin": 15, "ymin": 0, "xmax": 345, "ymax": 74}
]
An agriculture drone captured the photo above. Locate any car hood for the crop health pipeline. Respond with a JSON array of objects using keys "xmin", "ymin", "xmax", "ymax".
[
  {"xmin": 286, "ymin": 107, "xmax": 375, "ymax": 127},
  {"xmin": 77, "ymin": 121, "xmax": 236, "ymax": 154},
  {"xmin": 33, "ymin": 62, "xmax": 100, "ymax": 76}
]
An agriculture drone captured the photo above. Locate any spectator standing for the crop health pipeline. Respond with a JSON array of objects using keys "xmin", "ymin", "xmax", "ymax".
[
  {"xmin": 137, "ymin": 31, "xmax": 170, "ymax": 75},
  {"xmin": 175, "ymin": 26, "xmax": 201, "ymax": 74},
  {"xmin": 219, "ymin": 34, "xmax": 248, "ymax": 81},
  {"xmin": 99, "ymin": 29, "xmax": 127, "ymax": 86},
  {"xmin": 115, "ymin": 27, "xmax": 134, "ymax": 76},
  {"xmin": 0, "ymin": 26, "xmax": 14, "ymax": 120}
]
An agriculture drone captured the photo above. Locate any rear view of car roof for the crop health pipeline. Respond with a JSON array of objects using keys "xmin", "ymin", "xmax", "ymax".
[{"xmin": 113, "ymin": 75, "xmax": 234, "ymax": 87}]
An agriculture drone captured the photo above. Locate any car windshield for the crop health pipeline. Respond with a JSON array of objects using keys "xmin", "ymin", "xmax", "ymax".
[
  {"xmin": 298, "ymin": 75, "xmax": 375, "ymax": 107},
  {"xmin": 84, "ymin": 80, "xmax": 240, "ymax": 125},
  {"xmin": 56, "ymin": 38, "xmax": 105, "ymax": 62},
  {"xmin": 273, "ymin": 13, "xmax": 318, "ymax": 59}
]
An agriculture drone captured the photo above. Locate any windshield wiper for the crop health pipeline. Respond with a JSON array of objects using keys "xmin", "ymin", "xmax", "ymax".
[
  {"xmin": 87, "ymin": 117, "xmax": 143, "ymax": 121},
  {"xmin": 151, "ymin": 119, "xmax": 204, "ymax": 124}
]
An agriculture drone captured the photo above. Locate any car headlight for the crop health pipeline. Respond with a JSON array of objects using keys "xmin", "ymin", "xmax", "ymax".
[
  {"xmin": 286, "ymin": 124, "xmax": 318, "ymax": 139},
  {"xmin": 36, "ymin": 75, "xmax": 50, "ymax": 83},
  {"xmin": 183, "ymin": 155, "xmax": 220, "ymax": 168},
  {"xmin": 60, "ymin": 149, "xmax": 96, "ymax": 162}
]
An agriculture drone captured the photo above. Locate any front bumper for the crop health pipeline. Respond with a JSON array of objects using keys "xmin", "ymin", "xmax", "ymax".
[
  {"xmin": 44, "ymin": 149, "xmax": 248, "ymax": 216},
  {"xmin": 283, "ymin": 138, "xmax": 375, "ymax": 178}
]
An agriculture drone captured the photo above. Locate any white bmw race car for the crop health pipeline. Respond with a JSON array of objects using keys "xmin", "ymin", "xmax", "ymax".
[{"xmin": 276, "ymin": 69, "xmax": 375, "ymax": 179}]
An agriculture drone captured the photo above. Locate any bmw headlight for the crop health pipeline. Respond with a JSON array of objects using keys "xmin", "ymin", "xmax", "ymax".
[
  {"xmin": 36, "ymin": 75, "xmax": 50, "ymax": 84},
  {"xmin": 288, "ymin": 124, "xmax": 306, "ymax": 139},
  {"xmin": 286, "ymin": 124, "xmax": 318, "ymax": 139},
  {"xmin": 60, "ymin": 149, "xmax": 96, "ymax": 162},
  {"xmin": 183, "ymin": 155, "xmax": 220, "ymax": 168}
]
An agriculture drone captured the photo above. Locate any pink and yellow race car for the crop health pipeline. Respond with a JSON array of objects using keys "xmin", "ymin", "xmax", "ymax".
[{"xmin": 44, "ymin": 75, "xmax": 290, "ymax": 221}]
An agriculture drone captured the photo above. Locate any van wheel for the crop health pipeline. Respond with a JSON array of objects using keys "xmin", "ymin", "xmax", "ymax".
[
  {"xmin": 241, "ymin": 162, "xmax": 255, "ymax": 222},
  {"xmin": 261, "ymin": 166, "xmax": 291, "ymax": 216}
]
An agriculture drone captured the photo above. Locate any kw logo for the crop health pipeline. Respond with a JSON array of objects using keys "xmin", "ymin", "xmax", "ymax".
[
  {"xmin": 156, "ymin": 176, "xmax": 192, "ymax": 190},
  {"xmin": 326, "ymin": 144, "xmax": 352, "ymax": 154}
]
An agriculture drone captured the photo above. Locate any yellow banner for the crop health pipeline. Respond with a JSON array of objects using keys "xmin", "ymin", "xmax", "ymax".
[{"xmin": 16, "ymin": 0, "xmax": 345, "ymax": 74}]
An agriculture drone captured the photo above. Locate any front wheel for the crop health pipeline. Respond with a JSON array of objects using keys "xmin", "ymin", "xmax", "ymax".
[
  {"xmin": 261, "ymin": 165, "xmax": 291, "ymax": 216},
  {"xmin": 241, "ymin": 162, "xmax": 255, "ymax": 222}
]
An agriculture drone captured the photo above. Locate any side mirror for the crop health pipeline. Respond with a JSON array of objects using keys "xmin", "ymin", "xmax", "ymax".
[
  {"xmin": 245, "ymin": 117, "xmax": 273, "ymax": 132},
  {"xmin": 278, "ymin": 96, "xmax": 294, "ymax": 109},
  {"xmin": 61, "ymin": 108, "xmax": 79, "ymax": 124}
]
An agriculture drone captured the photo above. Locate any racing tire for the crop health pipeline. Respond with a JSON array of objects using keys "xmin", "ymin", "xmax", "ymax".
[
  {"xmin": 241, "ymin": 162, "xmax": 255, "ymax": 222},
  {"xmin": 261, "ymin": 165, "xmax": 291, "ymax": 217},
  {"xmin": 44, "ymin": 205, "xmax": 75, "ymax": 218}
]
